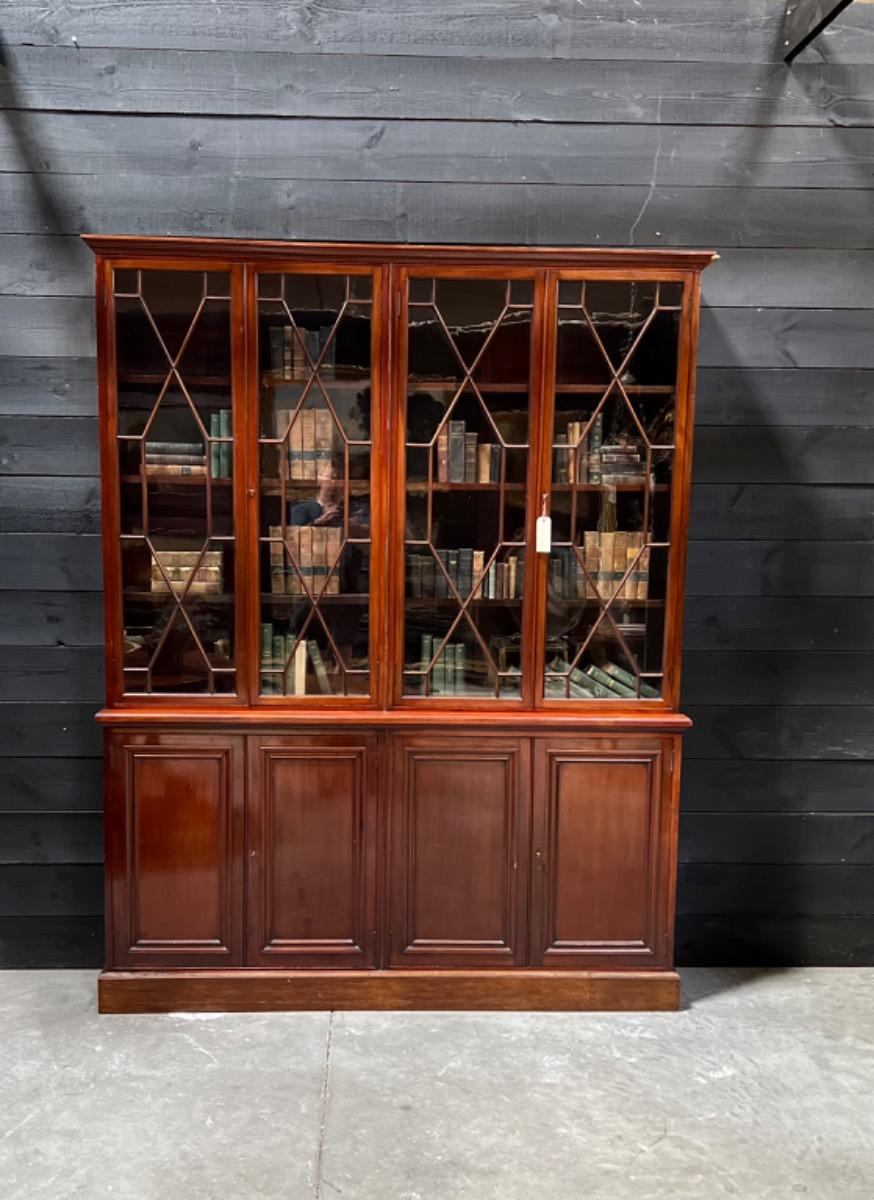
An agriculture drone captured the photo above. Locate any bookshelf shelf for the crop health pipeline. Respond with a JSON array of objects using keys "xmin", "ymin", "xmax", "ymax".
[{"xmin": 91, "ymin": 236, "xmax": 712, "ymax": 1013}]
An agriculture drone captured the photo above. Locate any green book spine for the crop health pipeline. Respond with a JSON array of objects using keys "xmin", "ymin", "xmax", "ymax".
[
  {"xmin": 210, "ymin": 413, "xmax": 222, "ymax": 477},
  {"xmin": 569, "ymin": 665, "xmax": 614, "ymax": 700},
  {"xmin": 454, "ymin": 642, "xmax": 466, "ymax": 694},
  {"xmin": 219, "ymin": 408, "xmax": 232, "ymax": 477},
  {"xmin": 420, "ymin": 634, "xmax": 433, "ymax": 674},
  {"xmin": 586, "ymin": 664, "xmax": 636, "ymax": 697},
  {"xmin": 432, "ymin": 645, "xmax": 446, "ymax": 694},
  {"xmin": 260, "ymin": 622, "xmax": 273, "ymax": 694},
  {"xmin": 307, "ymin": 639, "xmax": 333, "ymax": 696},
  {"xmin": 603, "ymin": 661, "xmax": 661, "ymax": 699},
  {"xmin": 272, "ymin": 635, "xmax": 286, "ymax": 696}
]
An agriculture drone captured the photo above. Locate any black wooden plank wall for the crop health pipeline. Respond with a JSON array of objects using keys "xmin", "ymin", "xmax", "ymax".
[{"xmin": 2, "ymin": 0, "xmax": 874, "ymax": 967}]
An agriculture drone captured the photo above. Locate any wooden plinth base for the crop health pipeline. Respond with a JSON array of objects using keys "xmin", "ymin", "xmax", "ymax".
[{"xmin": 98, "ymin": 969, "xmax": 680, "ymax": 1013}]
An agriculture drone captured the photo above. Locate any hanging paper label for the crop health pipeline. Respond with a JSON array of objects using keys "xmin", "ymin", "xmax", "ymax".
[{"xmin": 535, "ymin": 515, "xmax": 552, "ymax": 554}]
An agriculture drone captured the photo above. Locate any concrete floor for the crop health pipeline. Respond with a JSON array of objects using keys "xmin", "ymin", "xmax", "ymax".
[{"xmin": 0, "ymin": 970, "xmax": 872, "ymax": 1199}]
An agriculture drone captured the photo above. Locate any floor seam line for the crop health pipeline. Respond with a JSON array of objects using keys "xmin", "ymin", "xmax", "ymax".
[{"xmin": 313, "ymin": 1011, "xmax": 335, "ymax": 1200}]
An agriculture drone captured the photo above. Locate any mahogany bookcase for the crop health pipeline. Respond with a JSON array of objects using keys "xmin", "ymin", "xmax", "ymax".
[{"xmin": 85, "ymin": 236, "xmax": 715, "ymax": 1013}]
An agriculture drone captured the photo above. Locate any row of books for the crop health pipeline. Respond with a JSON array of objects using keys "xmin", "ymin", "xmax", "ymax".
[
  {"xmin": 209, "ymin": 410, "xmax": 233, "ymax": 478},
  {"xmin": 274, "ymin": 408, "xmax": 336, "ymax": 480},
  {"xmin": 269, "ymin": 325, "xmax": 337, "ymax": 381},
  {"xmin": 259, "ymin": 624, "xmax": 333, "ymax": 695},
  {"xmin": 418, "ymin": 636, "xmax": 468, "ymax": 694},
  {"xmin": 436, "ymin": 420, "xmax": 502, "ymax": 483},
  {"xmin": 548, "ymin": 657, "xmax": 660, "ymax": 700},
  {"xmin": 150, "ymin": 549, "xmax": 223, "ymax": 595},
  {"xmin": 554, "ymin": 414, "xmax": 650, "ymax": 486},
  {"xmin": 268, "ymin": 525, "xmax": 342, "ymax": 595},
  {"xmin": 550, "ymin": 532, "xmax": 649, "ymax": 601},
  {"xmin": 407, "ymin": 550, "xmax": 523, "ymax": 600}
]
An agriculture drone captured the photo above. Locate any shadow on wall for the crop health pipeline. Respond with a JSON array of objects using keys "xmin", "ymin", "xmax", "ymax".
[{"xmin": 673, "ymin": 15, "xmax": 872, "ymax": 970}]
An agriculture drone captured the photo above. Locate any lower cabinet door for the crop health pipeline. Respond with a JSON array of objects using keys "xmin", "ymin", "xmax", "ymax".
[
  {"xmin": 530, "ymin": 737, "xmax": 675, "ymax": 968},
  {"xmin": 247, "ymin": 735, "xmax": 378, "ymax": 968},
  {"xmin": 390, "ymin": 735, "xmax": 530, "ymax": 968},
  {"xmin": 106, "ymin": 732, "xmax": 245, "ymax": 968}
]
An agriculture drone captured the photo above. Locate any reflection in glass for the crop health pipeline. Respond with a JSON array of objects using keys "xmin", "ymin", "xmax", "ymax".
[
  {"xmin": 257, "ymin": 272, "xmax": 373, "ymax": 697},
  {"xmin": 402, "ymin": 277, "xmax": 532, "ymax": 699},
  {"xmin": 544, "ymin": 279, "xmax": 682, "ymax": 700},
  {"xmin": 115, "ymin": 268, "xmax": 235, "ymax": 694}
]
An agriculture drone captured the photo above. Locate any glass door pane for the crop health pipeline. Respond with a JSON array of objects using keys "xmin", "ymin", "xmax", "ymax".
[
  {"xmin": 114, "ymin": 268, "xmax": 236, "ymax": 695},
  {"xmin": 543, "ymin": 278, "xmax": 683, "ymax": 701},
  {"xmin": 401, "ymin": 276, "xmax": 534, "ymax": 700},
  {"xmin": 256, "ymin": 271, "xmax": 373, "ymax": 698}
]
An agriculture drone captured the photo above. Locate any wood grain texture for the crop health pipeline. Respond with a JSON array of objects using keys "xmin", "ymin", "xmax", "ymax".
[
  {"xmin": 0, "ymin": 916, "xmax": 103, "ymax": 967},
  {"xmin": 678, "ymin": 863, "xmax": 874, "ymax": 916},
  {"xmin": 3, "ymin": 46, "xmax": 873, "ymax": 126},
  {"xmin": 5, "ymin": 175, "xmax": 874, "ymax": 248},
  {"xmin": 675, "ymin": 916, "xmax": 874, "ymax": 966},
  {"xmin": 689, "ymin": 486, "xmax": 874, "ymax": 540},
  {"xmin": 685, "ymin": 706, "xmax": 874, "ymax": 761},
  {"xmin": 685, "ymin": 596, "xmax": 874, "ymax": 651},
  {"xmin": 6, "ymin": 112, "xmax": 874, "ymax": 190},
  {"xmin": 0, "ymin": 478, "xmax": 101, "ymax": 533},
  {"xmin": 682, "ymin": 759, "xmax": 874, "ymax": 814},
  {"xmin": 97, "ymin": 968, "xmax": 681, "ymax": 1013},
  {"xmin": 0, "ymin": 758, "xmax": 103, "ymax": 812},
  {"xmin": 687, "ymin": 541, "xmax": 874, "ymax": 597}
]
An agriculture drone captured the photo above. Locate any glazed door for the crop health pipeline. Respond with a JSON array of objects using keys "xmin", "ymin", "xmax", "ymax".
[
  {"xmin": 530, "ymin": 736, "xmax": 675, "ymax": 967},
  {"xmin": 390, "ymin": 735, "xmax": 530, "ymax": 967},
  {"xmin": 247, "ymin": 734, "xmax": 378, "ymax": 967},
  {"xmin": 106, "ymin": 732, "xmax": 245, "ymax": 968}
]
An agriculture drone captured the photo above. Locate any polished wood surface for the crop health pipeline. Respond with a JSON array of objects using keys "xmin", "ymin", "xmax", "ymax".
[
  {"xmin": 247, "ymin": 734, "xmax": 378, "ymax": 967},
  {"xmin": 106, "ymin": 733, "xmax": 244, "ymax": 967},
  {"xmin": 98, "ymin": 968, "xmax": 681, "ymax": 1013},
  {"xmin": 390, "ymin": 735, "xmax": 530, "ymax": 967},
  {"xmin": 89, "ymin": 237, "xmax": 712, "ymax": 1011},
  {"xmin": 531, "ymin": 737, "xmax": 671, "ymax": 967}
]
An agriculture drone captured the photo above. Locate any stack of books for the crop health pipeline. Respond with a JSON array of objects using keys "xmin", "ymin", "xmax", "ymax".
[
  {"xmin": 548, "ymin": 657, "xmax": 660, "ymax": 700},
  {"xmin": 269, "ymin": 326, "xmax": 336, "ymax": 380},
  {"xmin": 407, "ymin": 549, "xmax": 523, "ymax": 601},
  {"xmin": 274, "ymin": 409, "xmax": 336, "ymax": 481},
  {"xmin": 259, "ymin": 624, "xmax": 334, "ymax": 695},
  {"xmin": 436, "ymin": 420, "xmax": 502, "ymax": 483},
  {"xmin": 150, "ymin": 549, "xmax": 223, "ymax": 595},
  {"xmin": 208, "ymin": 409, "xmax": 233, "ymax": 478},
  {"xmin": 550, "ymin": 532, "xmax": 649, "ymax": 601},
  {"xmin": 598, "ymin": 442, "xmax": 648, "ymax": 485},
  {"xmin": 419, "ymin": 635, "xmax": 467, "ymax": 694},
  {"xmin": 554, "ymin": 413, "xmax": 602, "ymax": 484},
  {"xmin": 144, "ymin": 439, "xmax": 207, "ymax": 478},
  {"xmin": 269, "ymin": 526, "xmax": 342, "ymax": 595}
]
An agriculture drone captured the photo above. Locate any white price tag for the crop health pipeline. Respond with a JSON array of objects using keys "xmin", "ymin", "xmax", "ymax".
[{"xmin": 535, "ymin": 514, "xmax": 552, "ymax": 554}]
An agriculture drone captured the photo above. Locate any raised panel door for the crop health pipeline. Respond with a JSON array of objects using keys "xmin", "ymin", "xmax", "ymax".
[
  {"xmin": 390, "ymin": 735, "xmax": 530, "ymax": 967},
  {"xmin": 530, "ymin": 736, "xmax": 674, "ymax": 967},
  {"xmin": 106, "ymin": 732, "xmax": 244, "ymax": 967},
  {"xmin": 247, "ymin": 734, "xmax": 378, "ymax": 966}
]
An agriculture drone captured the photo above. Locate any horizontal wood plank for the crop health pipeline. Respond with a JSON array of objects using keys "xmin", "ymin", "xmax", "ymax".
[
  {"xmin": 0, "ymin": 477, "xmax": 102, "ymax": 534},
  {"xmin": 0, "ymin": 592, "xmax": 103, "ymax": 647},
  {"xmin": 0, "ymin": 757, "xmax": 104, "ymax": 813},
  {"xmin": 8, "ymin": 240, "xmax": 874, "ymax": 313},
  {"xmin": 684, "ymin": 652, "xmax": 874, "ymax": 706},
  {"xmin": 675, "ymin": 915, "xmax": 874, "ymax": 966},
  {"xmin": 685, "ymin": 705, "xmax": 874, "ymax": 761},
  {"xmin": 699, "ymin": 308, "xmax": 874, "ymax": 369},
  {"xmin": 0, "ymin": 416, "xmax": 98, "ymax": 476},
  {"xmin": 0, "ymin": 704, "xmax": 101, "ymax": 757},
  {"xmin": 0, "ymin": 647, "xmax": 104, "ymax": 703},
  {"xmin": 0, "ymin": 863, "xmax": 103, "ymax": 916},
  {"xmin": 4, "ymin": 46, "xmax": 874, "ymax": 126},
  {"xmin": 0, "ymin": 812, "xmax": 103, "ymax": 864},
  {"xmin": 6, "ymin": 1, "xmax": 871, "ymax": 62},
  {"xmin": 690, "ymin": 485, "xmax": 874, "ymax": 541},
  {"xmin": 686, "ymin": 541, "xmax": 874, "ymax": 597},
  {"xmin": 684, "ymin": 596, "xmax": 874, "ymax": 652},
  {"xmin": 678, "ymin": 864, "xmax": 874, "ymax": 916},
  {"xmin": 681, "ymin": 758, "xmax": 874, "ymax": 814},
  {"xmin": 0, "ymin": 535, "xmax": 102, "ymax": 591},
  {"xmin": 0, "ymin": 915, "xmax": 102, "ymax": 967},
  {"xmin": 694, "ymin": 428, "xmax": 874, "ymax": 483},
  {"xmin": 680, "ymin": 813, "xmax": 874, "ymax": 865},
  {"xmin": 695, "ymin": 368, "xmax": 874, "ymax": 426},
  {"xmin": 4, "ymin": 174, "xmax": 874, "ymax": 250},
  {"xmin": 6, "ymin": 112, "xmax": 874, "ymax": 190},
  {"xmin": 0, "ymin": 357, "xmax": 97, "ymax": 416}
]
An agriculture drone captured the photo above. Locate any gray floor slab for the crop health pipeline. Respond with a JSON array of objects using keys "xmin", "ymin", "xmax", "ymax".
[{"xmin": 1, "ymin": 969, "xmax": 873, "ymax": 1199}]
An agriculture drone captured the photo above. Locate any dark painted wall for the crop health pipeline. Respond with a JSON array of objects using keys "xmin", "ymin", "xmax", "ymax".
[{"xmin": 2, "ymin": 1, "xmax": 874, "ymax": 967}]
